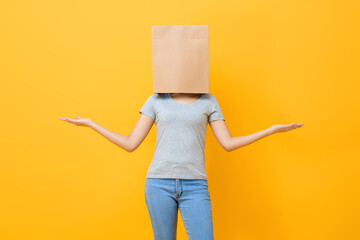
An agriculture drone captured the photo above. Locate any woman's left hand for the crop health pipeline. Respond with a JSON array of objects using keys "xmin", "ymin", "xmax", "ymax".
[{"xmin": 269, "ymin": 123, "xmax": 304, "ymax": 134}]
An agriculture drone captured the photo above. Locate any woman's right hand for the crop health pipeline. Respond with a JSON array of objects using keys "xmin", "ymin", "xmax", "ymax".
[{"xmin": 59, "ymin": 116, "xmax": 94, "ymax": 127}]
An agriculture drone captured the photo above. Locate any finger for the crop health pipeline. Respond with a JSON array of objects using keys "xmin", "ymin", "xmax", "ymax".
[
  {"xmin": 65, "ymin": 117, "xmax": 77, "ymax": 124},
  {"xmin": 66, "ymin": 117, "xmax": 75, "ymax": 121}
]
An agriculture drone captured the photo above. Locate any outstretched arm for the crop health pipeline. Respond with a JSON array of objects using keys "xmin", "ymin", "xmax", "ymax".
[
  {"xmin": 59, "ymin": 113, "xmax": 155, "ymax": 153},
  {"xmin": 209, "ymin": 120, "xmax": 304, "ymax": 152}
]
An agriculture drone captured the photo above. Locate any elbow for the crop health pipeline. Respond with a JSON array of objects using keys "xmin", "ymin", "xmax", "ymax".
[
  {"xmin": 223, "ymin": 138, "xmax": 235, "ymax": 152},
  {"xmin": 126, "ymin": 134, "xmax": 145, "ymax": 153},
  {"xmin": 124, "ymin": 136, "xmax": 137, "ymax": 153},
  {"xmin": 224, "ymin": 143, "xmax": 233, "ymax": 152},
  {"xmin": 127, "ymin": 145, "xmax": 136, "ymax": 153},
  {"xmin": 125, "ymin": 142, "xmax": 137, "ymax": 153},
  {"xmin": 225, "ymin": 146, "xmax": 232, "ymax": 152}
]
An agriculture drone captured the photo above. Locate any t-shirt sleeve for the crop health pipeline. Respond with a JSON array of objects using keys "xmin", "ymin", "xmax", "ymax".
[
  {"xmin": 208, "ymin": 94, "xmax": 225, "ymax": 122},
  {"xmin": 139, "ymin": 95, "xmax": 156, "ymax": 121}
]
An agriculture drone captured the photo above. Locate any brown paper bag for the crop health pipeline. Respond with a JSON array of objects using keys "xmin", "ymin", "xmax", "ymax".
[{"xmin": 152, "ymin": 25, "xmax": 209, "ymax": 93}]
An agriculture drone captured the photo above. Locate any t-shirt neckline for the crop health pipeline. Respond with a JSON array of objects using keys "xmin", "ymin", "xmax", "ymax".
[{"xmin": 167, "ymin": 93, "xmax": 204, "ymax": 106}]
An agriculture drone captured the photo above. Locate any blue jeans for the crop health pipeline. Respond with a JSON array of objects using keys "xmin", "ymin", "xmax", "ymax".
[{"xmin": 145, "ymin": 178, "xmax": 214, "ymax": 240}]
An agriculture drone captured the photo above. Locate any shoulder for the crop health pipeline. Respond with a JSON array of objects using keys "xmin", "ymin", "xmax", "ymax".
[
  {"xmin": 144, "ymin": 93, "xmax": 160, "ymax": 100},
  {"xmin": 143, "ymin": 93, "xmax": 167, "ymax": 104},
  {"xmin": 202, "ymin": 93, "xmax": 218, "ymax": 101}
]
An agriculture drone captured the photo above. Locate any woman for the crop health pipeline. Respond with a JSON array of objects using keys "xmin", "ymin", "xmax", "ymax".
[{"xmin": 59, "ymin": 93, "xmax": 304, "ymax": 240}]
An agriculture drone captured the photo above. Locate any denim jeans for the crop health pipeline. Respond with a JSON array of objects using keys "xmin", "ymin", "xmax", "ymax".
[{"xmin": 145, "ymin": 178, "xmax": 214, "ymax": 240}]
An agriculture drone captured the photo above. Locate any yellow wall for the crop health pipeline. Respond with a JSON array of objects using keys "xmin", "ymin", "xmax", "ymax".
[{"xmin": 1, "ymin": 0, "xmax": 359, "ymax": 239}]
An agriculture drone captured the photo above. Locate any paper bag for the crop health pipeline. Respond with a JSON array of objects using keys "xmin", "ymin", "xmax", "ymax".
[{"xmin": 152, "ymin": 25, "xmax": 209, "ymax": 93}]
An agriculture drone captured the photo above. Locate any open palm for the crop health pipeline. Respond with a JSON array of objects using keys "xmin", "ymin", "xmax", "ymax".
[
  {"xmin": 59, "ymin": 116, "xmax": 93, "ymax": 127},
  {"xmin": 270, "ymin": 123, "xmax": 304, "ymax": 133}
]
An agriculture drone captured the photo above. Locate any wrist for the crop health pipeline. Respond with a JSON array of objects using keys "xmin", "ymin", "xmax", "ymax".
[
  {"xmin": 87, "ymin": 120, "xmax": 96, "ymax": 129},
  {"xmin": 266, "ymin": 126, "xmax": 275, "ymax": 136}
]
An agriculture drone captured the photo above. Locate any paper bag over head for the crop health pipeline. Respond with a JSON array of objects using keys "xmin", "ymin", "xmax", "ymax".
[{"xmin": 152, "ymin": 25, "xmax": 209, "ymax": 93}]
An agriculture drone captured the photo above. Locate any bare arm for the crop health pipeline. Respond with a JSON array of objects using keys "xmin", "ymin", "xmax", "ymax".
[
  {"xmin": 59, "ymin": 114, "xmax": 155, "ymax": 152},
  {"xmin": 209, "ymin": 120, "xmax": 304, "ymax": 152}
]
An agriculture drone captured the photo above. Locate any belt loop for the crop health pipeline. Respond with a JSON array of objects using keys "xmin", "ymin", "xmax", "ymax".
[{"xmin": 175, "ymin": 179, "xmax": 178, "ymax": 195}]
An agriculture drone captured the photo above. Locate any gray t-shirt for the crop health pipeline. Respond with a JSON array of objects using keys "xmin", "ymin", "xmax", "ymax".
[{"xmin": 139, "ymin": 93, "xmax": 225, "ymax": 180}]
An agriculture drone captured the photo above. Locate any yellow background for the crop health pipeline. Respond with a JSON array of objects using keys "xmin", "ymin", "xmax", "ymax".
[{"xmin": 1, "ymin": 0, "xmax": 359, "ymax": 239}]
